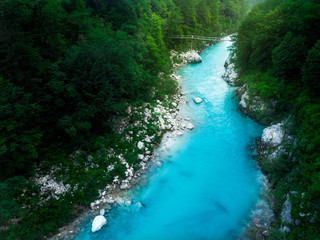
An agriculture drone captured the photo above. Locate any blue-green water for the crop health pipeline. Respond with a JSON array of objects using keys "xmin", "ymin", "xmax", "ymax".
[{"xmin": 76, "ymin": 40, "xmax": 263, "ymax": 240}]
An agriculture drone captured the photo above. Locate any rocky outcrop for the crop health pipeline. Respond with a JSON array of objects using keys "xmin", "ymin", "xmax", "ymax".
[
  {"xmin": 261, "ymin": 123, "xmax": 284, "ymax": 147},
  {"xmin": 222, "ymin": 61, "xmax": 237, "ymax": 86},
  {"xmin": 179, "ymin": 50, "xmax": 202, "ymax": 63},
  {"xmin": 34, "ymin": 175, "xmax": 71, "ymax": 201},
  {"xmin": 91, "ymin": 215, "xmax": 107, "ymax": 232},
  {"xmin": 236, "ymin": 84, "xmax": 277, "ymax": 125}
]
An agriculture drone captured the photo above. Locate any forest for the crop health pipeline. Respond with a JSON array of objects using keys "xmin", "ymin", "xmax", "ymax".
[
  {"xmin": 0, "ymin": 0, "xmax": 249, "ymax": 239},
  {"xmin": 233, "ymin": 0, "xmax": 320, "ymax": 239}
]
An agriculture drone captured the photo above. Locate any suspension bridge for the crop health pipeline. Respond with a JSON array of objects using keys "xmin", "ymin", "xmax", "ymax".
[{"xmin": 170, "ymin": 35, "xmax": 229, "ymax": 50}]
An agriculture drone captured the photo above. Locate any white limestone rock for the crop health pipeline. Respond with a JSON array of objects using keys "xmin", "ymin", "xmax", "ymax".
[
  {"xmin": 176, "ymin": 131, "xmax": 183, "ymax": 136},
  {"xmin": 180, "ymin": 50, "xmax": 202, "ymax": 63},
  {"xmin": 239, "ymin": 91, "xmax": 249, "ymax": 109},
  {"xmin": 193, "ymin": 97, "xmax": 203, "ymax": 104},
  {"xmin": 262, "ymin": 123, "xmax": 284, "ymax": 147},
  {"xmin": 91, "ymin": 215, "xmax": 107, "ymax": 232},
  {"xmin": 186, "ymin": 123, "xmax": 195, "ymax": 130},
  {"xmin": 137, "ymin": 141, "xmax": 144, "ymax": 149},
  {"xmin": 99, "ymin": 209, "xmax": 105, "ymax": 216},
  {"xmin": 106, "ymin": 198, "xmax": 114, "ymax": 204},
  {"xmin": 222, "ymin": 63, "xmax": 237, "ymax": 86}
]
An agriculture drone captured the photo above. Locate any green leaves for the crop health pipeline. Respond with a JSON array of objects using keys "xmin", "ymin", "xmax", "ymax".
[{"xmin": 302, "ymin": 40, "xmax": 320, "ymax": 97}]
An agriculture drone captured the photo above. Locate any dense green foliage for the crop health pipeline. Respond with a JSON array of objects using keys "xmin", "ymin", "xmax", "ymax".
[
  {"xmin": 0, "ymin": 0, "xmax": 249, "ymax": 239},
  {"xmin": 233, "ymin": 0, "xmax": 320, "ymax": 238}
]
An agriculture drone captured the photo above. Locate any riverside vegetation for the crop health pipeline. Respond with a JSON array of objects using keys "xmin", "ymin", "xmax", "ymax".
[
  {"xmin": 225, "ymin": 0, "xmax": 320, "ymax": 239},
  {"xmin": 0, "ymin": 0, "xmax": 255, "ymax": 239}
]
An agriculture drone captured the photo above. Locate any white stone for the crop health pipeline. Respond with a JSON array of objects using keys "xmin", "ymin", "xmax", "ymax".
[
  {"xmin": 156, "ymin": 161, "xmax": 162, "ymax": 167},
  {"xmin": 186, "ymin": 123, "xmax": 195, "ymax": 130},
  {"xmin": 193, "ymin": 97, "xmax": 203, "ymax": 104},
  {"xmin": 239, "ymin": 91, "xmax": 249, "ymax": 109},
  {"xmin": 137, "ymin": 141, "xmax": 144, "ymax": 149},
  {"xmin": 106, "ymin": 198, "xmax": 114, "ymax": 204},
  {"xmin": 91, "ymin": 215, "xmax": 107, "ymax": 232},
  {"xmin": 138, "ymin": 154, "xmax": 144, "ymax": 160},
  {"xmin": 99, "ymin": 209, "xmax": 105, "ymax": 216},
  {"xmin": 177, "ymin": 131, "xmax": 183, "ymax": 136},
  {"xmin": 222, "ymin": 62, "xmax": 237, "ymax": 86},
  {"xmin": 262, "ymin": 123, "xmax": 284, "ymax": 147}
]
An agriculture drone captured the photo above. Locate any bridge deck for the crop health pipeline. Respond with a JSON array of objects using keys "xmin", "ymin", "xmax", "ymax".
[{"xmin": 170, "ymin": 35, "xmax": 226, "ymax": 41}]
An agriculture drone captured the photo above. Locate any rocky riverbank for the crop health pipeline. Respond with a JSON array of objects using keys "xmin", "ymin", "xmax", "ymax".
[
  {"xmin": 223, "ymin": 57, "xmax": 276, "ymax": 239},
  {"xmin": 223, "ymin": 56, "xmax": 312, "ymax": 239},
  {"xmin": 48, "ymin": 49, "xmax": 203, "ymax": 240}
]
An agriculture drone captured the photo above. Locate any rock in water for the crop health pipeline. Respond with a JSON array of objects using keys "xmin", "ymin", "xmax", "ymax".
[
  {"xmin": 91, "ymin": 215, "xmax": 107, "ymax": 232},
  {"xmin": 193, "ymin": 97, "xmax": 203, "ymax": 104},
  {"xmin": 186, "ymin": 123, "xmax": 195, "ymax": 130},
  {"xmin": 99, "ymin": 209, "xmax": 105, "ymax": 216}
]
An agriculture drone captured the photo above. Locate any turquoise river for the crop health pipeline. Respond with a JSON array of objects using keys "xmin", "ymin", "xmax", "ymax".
[{"xmin": 76, "ymin": 38, "xmax": 264, "ymax": 240}]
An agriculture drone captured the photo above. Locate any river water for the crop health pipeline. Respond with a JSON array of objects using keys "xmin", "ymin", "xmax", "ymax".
[{"xmin": 75, "ymin": 39, "xmax": 263, "ymax": 240}]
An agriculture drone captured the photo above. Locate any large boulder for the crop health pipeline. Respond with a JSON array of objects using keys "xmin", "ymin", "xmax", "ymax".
[
  {"xmin": 180, "ymin": 50, "xmax": 202, "ymax": 63},
  {"xmin": 91, "ymin": 215, "xmax": 107, "ymax": 232},
  {"xmin": 262, "ymin": 123, "xmax": 284, "ymax": 147}
]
